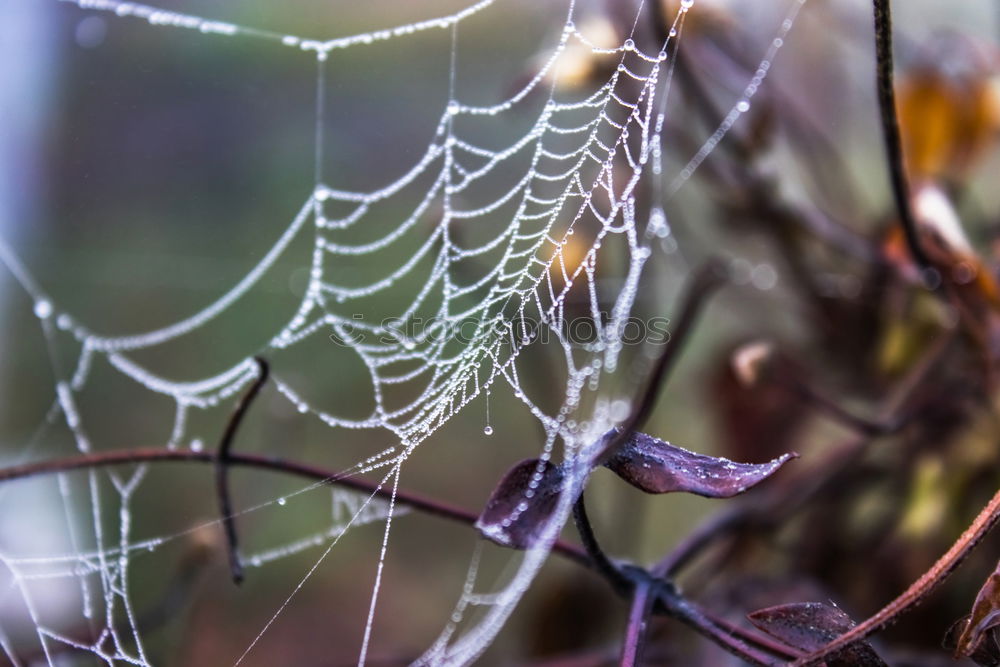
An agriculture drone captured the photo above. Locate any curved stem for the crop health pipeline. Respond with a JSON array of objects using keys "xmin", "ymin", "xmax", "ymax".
[
  {"xmin": 794, "ymin": 485, "xmax": 1000, "ymax": 666},
  {"xmin": 873, "ymin": 0, "xmax": 932, "ymax": 274},
  {"xmin": 572, "ymin": 493, "xmax": 631, "ymax": 594},
  {"xmin": 0, "ymin": 447, "xmax": 591, "ymax": 568},
  {"xmin": 653, "ymin": 508, "xmax": 742, "ymax": 578},
  {"xmin": 216, "ymin": 356, "xmax": 269, "ymax": 584}
]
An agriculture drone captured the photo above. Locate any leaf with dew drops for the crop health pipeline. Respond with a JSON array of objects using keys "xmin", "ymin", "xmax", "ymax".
[
  {"xmin": 475, "ymin": 459, "xmax": 567, "ymax": 549},
  {"xmin": 747, "ymin": 602, "xmax": 886, "ymax": 666},
  {"xmin": 601, "ymin": 429, "xmax": 796, "ymax": 497}
]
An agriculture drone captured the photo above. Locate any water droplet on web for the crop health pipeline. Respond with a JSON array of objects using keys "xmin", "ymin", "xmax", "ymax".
[
  {"xmin": 190, "ymin": 438, "xmax": 204, "ymax": 452},
  {"xmin": 484, "ymin": 389, "xmax": 493, "ymax": 436},
  {"xmin": 623, "ymin": 39, "xmax": 635, "ymax": 51},
  {"xmin": 34, "ymin": 300, "xmax": 52, "ymax": 319},
  {"xmin": 277, "ymin": 497, "xmax": 287, "ymax": 506},
  {"xmin": 736, "ymin": 100, "xmax": 750, "ymax": 113},
  {"xmin": 751, "ymin": 263, "xmax": 778, "ymax": 290}
]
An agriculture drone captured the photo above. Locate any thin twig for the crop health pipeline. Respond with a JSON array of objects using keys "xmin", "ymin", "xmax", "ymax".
[
  {"xmin": 702, "ymin": 612, "xmax": 803, "ymax": 661},
  {"xmin": 658, "ymin": 587, "xmax": 779, "ymax": 666},
  {"xmin": 596, "ymin": 260, "xmax": 727, "ymax": 463},
  {"xmin": 620, "ymin": 578, "xmax": 655, "ymax": 667},
  {"xmin": 0, "ymin": 446, "xmax": 592, "ymax": 568},
  {"xmin": 216, "ymin": 357, "xmax": 269, "ymax": 584},
  {"xmin": 782, "ymin": 376, "xmax": 903, "ymax": 436},
  {"xmin": 872, "ymin": 0, "xmax": 932, "ymax": 274},
  {"xmin": 793, "ymin": 485, "xmax": 1000, "ymax": 666},
  {"xmin": 572, "ymin": 493, "xmax": 631, "ymax": 594},
  {"xmin": 653, "ymin": 507, "xmax": 743, "ymax": 578}
]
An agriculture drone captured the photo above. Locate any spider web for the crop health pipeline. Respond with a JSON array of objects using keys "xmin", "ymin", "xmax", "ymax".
[{"xmin": 0, "ymin": 0, "xmax": 803, "ymax": 664}]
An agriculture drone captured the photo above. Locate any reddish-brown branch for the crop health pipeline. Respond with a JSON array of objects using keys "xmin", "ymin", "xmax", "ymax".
[
  {"xmin": 0, "ymin": 447, "xmax": 591, "ymax": 568},
  {"xmin": 793, "ymin": 485, "xmax": 1000, "ymax": 666}
]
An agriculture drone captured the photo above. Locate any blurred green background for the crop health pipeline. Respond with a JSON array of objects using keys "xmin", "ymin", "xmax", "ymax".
[{"xmin": 1, "ymin": 0, "xmax": 999, "ymax": 665}]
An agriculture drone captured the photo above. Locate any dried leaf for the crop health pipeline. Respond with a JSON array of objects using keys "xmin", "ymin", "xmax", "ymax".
[
  {"xmin": 748, "ymin": 602, "xmax": 886, "ymax": 666},
  {"xmin": 944, "ymin": 615, "xmax": 1000, "ymax": 667},
  {"xmin": 475, "ymin": 459, "xmax": 566, "ymax": 549},
  {"xmin": 711, "ymin": 346, "xmax": 807, "ymax": 463},
  {"xmin": 602, "ymin": 430, "xmax": 795, "ymax": 497},
  {"xmin": 897, "ymin": 34, "xmax": 1000, "ymax": 182},
  {"xmin": 951, "ymin": 569, "xmax": 1000, "ymax": 663},
  {"xmin": 730, "ymin": 340, "xmax": 776, "ymax": 387}
]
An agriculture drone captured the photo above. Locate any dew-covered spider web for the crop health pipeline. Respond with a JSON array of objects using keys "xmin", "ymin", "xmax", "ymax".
[{"xmin": 0, "ymin": 0, "xmax": 804, "ymax": 664}]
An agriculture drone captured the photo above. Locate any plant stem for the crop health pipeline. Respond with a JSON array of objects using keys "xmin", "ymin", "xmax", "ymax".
[
  {"xmin": 872, "ymin": 0, "xmax": 932, "ymax": 275},
  {"xmin": 215, "ymin": 357, "xmax": 269, "ymax": 585},
  {"xmin": 653, "ymin": 508, "xmax": 742, "ymax": 578},
  {"xmin": 794, "ymin": 485, "xmax": 1000, "ymax": 666},
  {"xmin": 783, "ymin": 375, "xmax": 902, "ymax": 436},
  {"xmin": 702, "ymin": 612, "xmax": 802, "ymax": 660},
  {"xmin": 658, "ymin": 588, "xmax": 779, "ymax": 666},
  {"xmin": 0, "ymin": 446, "xmax": 591, "ymax": 568},
  {"xmin": 572, "ymin": 493, "xmax": 631, "ymax": 594},
  {"xmin": 620, "ymin": 578, "xmax": 654, "ymax": 667}
]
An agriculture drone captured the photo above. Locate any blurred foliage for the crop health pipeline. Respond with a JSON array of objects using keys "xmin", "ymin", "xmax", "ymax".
[{"xmin": 3, "ymin": 0, "xmax": 1000, "ymax": 665}]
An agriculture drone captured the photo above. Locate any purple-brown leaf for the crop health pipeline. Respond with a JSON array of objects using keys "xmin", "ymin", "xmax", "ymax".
[
  {"xmin": 475, "ymin": 459, "xmax": 566, "ymax": 549},
  {"xmin": 602, "ymin": 430, "xmax": 796, "ymax": 496},
  {"xmin": 748, "ymin": 602, "xmax": 886, "ymax": 666}
]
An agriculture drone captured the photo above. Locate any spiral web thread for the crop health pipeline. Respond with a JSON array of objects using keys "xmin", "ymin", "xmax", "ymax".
[{"xmin": 0, "ymin": 0, "xmax": 804, "ymax": 664}]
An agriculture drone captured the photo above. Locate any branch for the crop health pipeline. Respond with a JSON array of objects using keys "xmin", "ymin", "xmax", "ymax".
[
  {"xmin": 657, "ymin": 586, "xmax": 780, "ymax": 666},
  {"xmin": 572, "ymin": 493, "xmax": 631, "ymax": 594},
  {"xmin": 620, "ymin": 578, "xmax": 655, "ymax": 667},
  {"xmin": 0, "ymin": 447, "xmax": 591, "ymax": 568},
  {"xmin": 872, "ymin": 0, "xmax": 932, "ymax": 275},
  {"xmin": 781, "ymin": 375, "xmax": 904, "ymax": 437},
  {"xmin": 793, "ymin": 485, "xmax": 1000, "ymax": 666},
  {"xmin": 653, "ymin": 507, "xmax": 743, "ymax": 578},
  {"xmin": 216, "ymin": 357, "xmax": 269, "ymax": 585}
]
